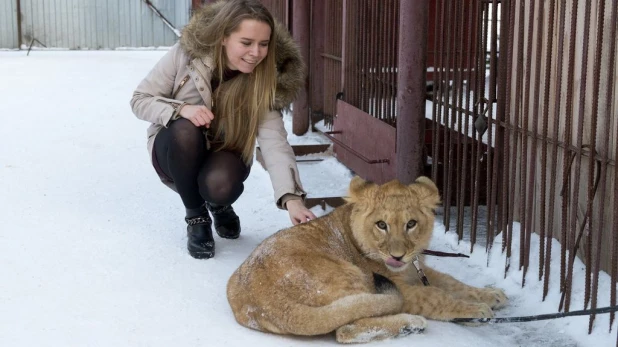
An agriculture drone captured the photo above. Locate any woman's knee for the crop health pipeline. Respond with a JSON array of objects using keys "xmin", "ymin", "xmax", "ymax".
[
  {"xmin": 198, "ymin": 172, "xmax": 245, "ymax": 205},
  {"xmin": 167, "ymin": 119, "xmax": 205, "ymax": 150}
]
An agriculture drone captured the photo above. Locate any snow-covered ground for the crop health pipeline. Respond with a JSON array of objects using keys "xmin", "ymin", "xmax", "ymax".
[{"xmin": 1, "ymin": 50, "xmax": 615, "ymax": 347}]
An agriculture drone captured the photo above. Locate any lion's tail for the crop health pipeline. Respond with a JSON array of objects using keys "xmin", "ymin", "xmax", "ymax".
[{"xmin": 277, "ymin": 282, "xmax": 403, "ymax": 336}]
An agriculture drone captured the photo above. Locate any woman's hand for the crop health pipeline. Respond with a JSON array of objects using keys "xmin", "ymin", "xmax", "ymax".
[
  {"xmin": 286, "ymin": 199, "xmax": 317, "ymax": 225},
  {"xmin": 179, "ymin": 105, "xmax": 215, "ymax": 128}
]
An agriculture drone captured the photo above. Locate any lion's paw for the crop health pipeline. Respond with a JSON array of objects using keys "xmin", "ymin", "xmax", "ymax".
[
  {"xmin": 477, "ymin": 287, "xmax": 508, "ymax": 310},
  {"xmin": 395, "ymin": 314, "xmax": 427, "ymax": 337},
  {"xmin": 453, "ymin": 302, "xmax": 494, "ymax": 326}
]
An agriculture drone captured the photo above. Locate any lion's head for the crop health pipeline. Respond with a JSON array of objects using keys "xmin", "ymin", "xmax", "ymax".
[{"xmin": 346, "ymin": 176, "xmax": 441, "ymax": 272}]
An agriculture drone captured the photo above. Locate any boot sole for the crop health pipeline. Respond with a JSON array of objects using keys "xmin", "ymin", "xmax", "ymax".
[
  {"xmin": 189, "ymin": 250, "xmax": 215, "ymax": 259},
  {"xmin": 216, "ymin": 231, "xmax": 240, "ymax": 239}
]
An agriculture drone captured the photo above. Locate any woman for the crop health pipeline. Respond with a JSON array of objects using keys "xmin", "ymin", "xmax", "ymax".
[{"xmin": 130, "ymin": 0, "xmax": 316, "ymax": 259}]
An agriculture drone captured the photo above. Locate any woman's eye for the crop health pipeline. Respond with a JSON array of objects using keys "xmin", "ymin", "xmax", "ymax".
[
  {"xmin": 259, "ymin": 43, "xmax": 268, "ymax": 47},
  {"xmin": 242, "ymin": 42, "xmax": 251, "ymax": 46},
  {"xmin": 376, "ymin": 221, "xmax": 387, "ymax": 230},
  {"xmin": 407, "ymin": 220, "xmax": 417, "ymax": 229}
]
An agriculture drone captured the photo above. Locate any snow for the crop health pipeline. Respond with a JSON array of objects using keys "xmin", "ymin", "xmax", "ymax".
[{"xmin": 1, "ymin": 50, "xmax": 616, "ymax": 347}]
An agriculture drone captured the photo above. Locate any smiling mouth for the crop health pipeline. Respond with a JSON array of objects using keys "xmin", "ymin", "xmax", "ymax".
[{"xmin": 242, "ymin": 58, "xmax": 257, "ymax": 64}]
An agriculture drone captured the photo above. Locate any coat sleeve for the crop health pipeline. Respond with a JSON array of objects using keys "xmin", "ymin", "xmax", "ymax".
[
  {"xmin": 256, "ymin": 110, "xmax": 307, "ymax": 209},
  {"xmin": 130, "ymin": 43, "xmax": 187, "ymax": 127}
]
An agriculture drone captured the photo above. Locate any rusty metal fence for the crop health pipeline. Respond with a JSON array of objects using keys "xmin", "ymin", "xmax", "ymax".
[
  {"xmin": 431, "ymin": 0, "xmax": 618, "ymax": 333},
  {"xmin": 259, "ymin": 0, "xmax": 618, "ymax": 335}
]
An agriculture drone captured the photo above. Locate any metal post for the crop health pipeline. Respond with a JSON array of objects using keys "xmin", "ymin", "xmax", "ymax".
[
  {"xmin": 396, "ymin": 0, "xmax": 428, "ymax": 184},
  {"xmin": 16, "ymin": 0, "xmax": 22, "ymax": 49},
  {"xmin": 291, "ymin": 0, "xmax": 310, "ymax": 135}
]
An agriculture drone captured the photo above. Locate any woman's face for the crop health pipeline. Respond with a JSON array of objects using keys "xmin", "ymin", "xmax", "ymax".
[{"xmin": 222, "ymin": 19, "xmax": 271, "ymax": 73}]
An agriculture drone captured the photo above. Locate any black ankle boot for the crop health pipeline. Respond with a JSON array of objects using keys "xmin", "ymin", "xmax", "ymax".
[
  {"xmin": 207, "ymin": 203, "xmax": 241, "ymax": 239},
  {"xmin": 185, "ymin": 207, "xmax": 215, "ymax": 259}
]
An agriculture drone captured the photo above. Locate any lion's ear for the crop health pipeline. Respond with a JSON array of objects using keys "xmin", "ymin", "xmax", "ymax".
[
  {"xmin": 346, "ymin": 176, "xmax": 374, "ymax": 203},
  {"xmin": 411, "ymin": 176, "xmax": 441, "ymax": 210}
]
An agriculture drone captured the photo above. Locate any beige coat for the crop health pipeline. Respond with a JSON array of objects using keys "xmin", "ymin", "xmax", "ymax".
[{"xmin": 130, "ymin": 3, "xmax": 307, "ymax": 209}]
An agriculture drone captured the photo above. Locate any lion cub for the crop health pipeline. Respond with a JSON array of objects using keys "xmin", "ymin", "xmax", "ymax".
[{"xmin": 227, "ymin": 177, "xmax": 507, "ymax": 343}]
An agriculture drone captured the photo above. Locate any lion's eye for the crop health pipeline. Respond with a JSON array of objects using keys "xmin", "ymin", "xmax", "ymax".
[
  {"xmin": 406, "ymin": 220, "xmax": 417, "ymax": 229},
  {"xmin": 376, "ymin": 221, "xmax": 387, "ymax": 230}
]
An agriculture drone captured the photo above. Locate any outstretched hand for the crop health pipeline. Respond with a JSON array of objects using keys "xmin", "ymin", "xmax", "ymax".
[
  {"xmin": 179, "ymin": 105, "xmax": 214, "ymax": 128},
  {"xmin": 286, "ymin": 199, "xmax": 317, "ymax": 225}
]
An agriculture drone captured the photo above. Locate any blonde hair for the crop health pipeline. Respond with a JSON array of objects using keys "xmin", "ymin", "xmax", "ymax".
[{"xmin": 186, "ymin": 0, "xmax": 277, "ymax": 164}]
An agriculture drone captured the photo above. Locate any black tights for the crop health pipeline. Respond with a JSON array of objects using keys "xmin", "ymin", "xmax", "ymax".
[{"xmin": 153, "ymin": 119, "xmax": 250, "ymax": 209}]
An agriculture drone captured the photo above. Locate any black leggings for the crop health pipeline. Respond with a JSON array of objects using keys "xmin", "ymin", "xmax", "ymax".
[{"xmin": 153, "ymin": 119, "xmax": 250, "ymax": 209}]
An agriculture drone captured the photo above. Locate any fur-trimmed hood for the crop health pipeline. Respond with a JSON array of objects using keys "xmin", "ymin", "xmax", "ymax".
[{"xmin": 180, "ymin": 1, "xmax": 306, "ymax": 111}]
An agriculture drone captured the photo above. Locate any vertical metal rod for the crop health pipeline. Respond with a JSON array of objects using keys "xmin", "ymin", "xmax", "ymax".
[
  {"xmin": 510, "ymin": 0, "xmax": 525, "ymax": 273},
  {"xmin": 587, "ymin": 0, "xmax": 607, "ymax": 331},
  {"xmin": 524, "ymin": 0, "xmax": 545, "ymax": 283},
  {"xmin": 291, "ymin": 0, "xmax": 310, "ymax": 135},
  {"xmin": 486, "ymin": 0, "xmax": 500, "ymax": 257},
  {"xmin": 16, "ymin": 0, "xmax": 22, "ymax": 48},
  {"xmin": 395, "ymin": 0, "xmax": 428, "ymax": 183},
  {"xmin": 564, "ymin": 0, "xmax": 593, "ymax": 313},
  {"xmin": 454, "ymin": 0, "xmax": 466, "ymax": 242},
  {"xmin": 432, "ymin": 0, "xmax": 446, "ymax": 188},
  {"xmin": 496, "ymin": 0, "xmax": 510, "ymax": 254},
  {"xmin": 471, "ymin": 1, "xmax": 489, "ymax": 251},
  {"xmin": 559, "ymin": 0, "xmax": 578, "ymax": 304},
  {"xmin": 536, "ymin": 0, "xmax": 552, "ymax": 281},
  {"xmin": 457, "ymin": 0, "xmax": 472, "ymax": 243},
  {"xmin": 519, "ymin": 0, "xmax": 535, "ymax": 281},
  {"xmin": 451, "ymin": 0, "xmax": 464, "ymax": 242},
  {"xmin": 544, "ymin": 0, "xmax": 567, "ymax": 301},
  {"xmin": 606, "ymin": 0, "xmax": 618, "ymax": 330},
  {"xmin": 442, "ymin": 0, "xmax": 455, "ymax": 232},
  {"xmin": 503, "ymin": 0, "xmax": 517, "ymax": 274}
]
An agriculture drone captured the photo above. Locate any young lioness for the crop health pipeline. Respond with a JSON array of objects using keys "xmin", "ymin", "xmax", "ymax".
[{"xmin": 227, "ymin": 176, "xmax": 507, "ymax": 343}]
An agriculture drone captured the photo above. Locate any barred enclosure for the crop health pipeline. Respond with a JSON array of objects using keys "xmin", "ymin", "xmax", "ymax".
[
  {"xmin": 307, "ymin": 0, "xmax": 618, "ymax": 335},
  {"xmin": 430, "ymin": 0, "xmax": 618, "ymax": 332}
]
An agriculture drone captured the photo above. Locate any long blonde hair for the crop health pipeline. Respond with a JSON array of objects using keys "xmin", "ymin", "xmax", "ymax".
[{"xmin": 186, "ymin": 0, "xmax": 277, "ymax": 164}]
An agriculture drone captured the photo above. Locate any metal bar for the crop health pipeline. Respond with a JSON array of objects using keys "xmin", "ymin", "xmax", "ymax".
[
  {"xmin": 587, "ymin": 0, "xmax": 608, "ymax": 331},
  {"xmin": 292, "ymin": 0, "xmax": 310, "ymax": 135},
  {"xmin": 454, "ymin": 0, "xmax": 466, "ymax": 242},
  {"xmin": 16, "ymin": 0, "xmax": 22, "ymax": 48},
  {"xmin": 486, "ymin": 0, "xmax": 500, "ymax": 256},
  {"xmin": 559, "ymin": 0, "xmax": 579, "ymax": 303},
  {"xmin": 471, "ymin": 1, "xmax": 489, "ymax": 251},
  {"xmin": 519, "ymin": 0, "xmax": 535, "ymax": 280},
  {"xmin": 431, "ymin": 0, "xmax": 446, "ymax": 186},
  {"xmin": 510, "ymin": 0, "xmax": 525, "ymax": 273},
  {"xmin": 538, "ymin": 0, "xmax": 556, "ymax": 283},
  {"xmin": 502, "ymin": 0, "xmax": 516, "ymax": 267},
  {"xmin": 323, "ymin": 131, "xmax": 389, "ymax": 164},
  {"xmin": 544, "ymin": 0, "xmax": 566, "ymax": 301},
  {"xmin": 442, "ymin": 0, "xmax": 455, "ymax": 232},
  {"xmin": 319, "ymin": 53, "xmax": 342, "ymax": 62},
  {"xmin": 141, "ymin": 0, "xmax": 181, "ymax": 37},
  {"xmin": 496, "ymin": 0, "xmax": 510, "ymax": 256},
  {"xmin": 523, "ymin": 0, "xmax": 545, "ymax": 284},
  {"xmin": 395, "ymin": 0, "xmax": 427, "ymax": 183},
  {"xmin": 606, "ymin": 0, "xmax": 618, "ymax": 330},
  {"xmin": 564, "ymin": 0, "xmax": 593, "ymax": 313}
]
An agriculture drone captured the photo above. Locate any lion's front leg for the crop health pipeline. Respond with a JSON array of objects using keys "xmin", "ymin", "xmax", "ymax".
[
  {"xmin": 394, "ymin": 282, "xmax": 494, "ymax": 321},
  {"xmin": 423, "ymin": 267, "xmax": 508, "ymax": 310}
]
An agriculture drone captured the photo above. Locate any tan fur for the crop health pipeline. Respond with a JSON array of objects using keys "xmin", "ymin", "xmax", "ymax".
[{"xmin": 227, "ymin": 177, "xmax": 508, "ymax": 343}]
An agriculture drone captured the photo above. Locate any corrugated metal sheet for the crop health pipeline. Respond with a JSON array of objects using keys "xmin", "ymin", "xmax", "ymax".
[
  {"xmin": 0, "ymin": 0, "xmax": 19, "ymax": 48},
  {"xmin": 16, "ymin": 0, "xmax": 190, "ymax": 49}
]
